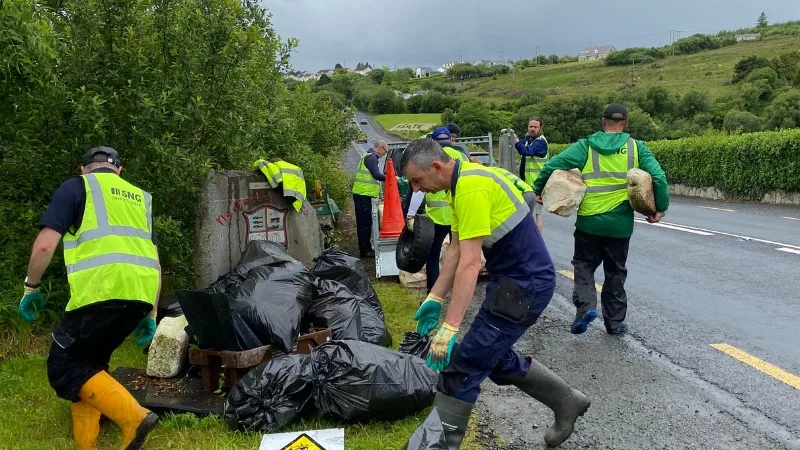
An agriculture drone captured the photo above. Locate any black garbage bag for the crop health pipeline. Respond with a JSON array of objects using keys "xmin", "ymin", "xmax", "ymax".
[
  {"xmin": 228, "ymin": 266, "xmax": 315, "ymax": 353},
  {"xmin": 403, "ymin": 408, "xmax": 448, "ymax": 450},
  {"xmin": 311, "ymin": 340, "xmax": 437, "ymax": 422},
  {"xmin": 156, "ymin": 294, "xmax": 183, "ymax": 324},
  {"xmin": 399, "ymin": 332, "xmax": 432, "ymax": 360},
  {"xmin": 309, "ymin": 278, "xmax": 392, "ymax": 347},
  {"xmin": 307, "ymin": 278, "xmax": 363, "ymax": 341},
  {"xmin": 224, "ymin": 355, "xmax": 315, "ymax": 433},
  {"xmin": 312, "ymin": 246, "xmax": 384, "ymax": 319},
  {"xmin": 209, "ymin": 240, "xmax": 305, "ymax": 293}
]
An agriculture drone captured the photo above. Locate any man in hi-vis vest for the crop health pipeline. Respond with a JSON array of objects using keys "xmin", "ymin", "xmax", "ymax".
[
  {"xmin": 19, "ymin": 147, "xmax": 161, "ymax": 450},
  {"xmin": 533, "ymin": 104, "xmax": 669, "ymax": 336},
  {"xmin": 352, "ymin": 140, "xmax": 388, "ymax": 258}
]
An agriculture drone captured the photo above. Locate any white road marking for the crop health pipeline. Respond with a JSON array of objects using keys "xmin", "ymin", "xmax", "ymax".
[
  {"xmin": 697, "ymin": 206, "xmax": 735, "ymax": 212},
  {"xmin": 782, "ymin": 216, "xmax": 800, "ymax": 221},
  {"xmin": 641, "ymin": 220, "xmax": 800, "ymax": 251},
  {"xmin": 635, "ymin": 220, "xmax": 714, "ymax": 235},
  {"xmin": 776, "ymin": 247, "xmax": 800, "ymax": 255}
]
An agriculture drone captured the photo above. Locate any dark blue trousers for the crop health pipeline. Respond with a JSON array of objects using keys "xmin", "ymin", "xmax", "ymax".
[
  {"xmin": 353, "ymin": 194, "xmax": 374, "ymax": 257},
  {"xmin": 437, "ymin": 278, "xmax": 555, "ymax": 403},
  {"xmin": 426, "ymin": 224, "xmax": 451, "ymax": 292}
]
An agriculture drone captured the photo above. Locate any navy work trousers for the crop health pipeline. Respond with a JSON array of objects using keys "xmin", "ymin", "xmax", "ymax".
[
  {"xmin": 426, "ymin": 224, "xmax": 451, "ymax": 292},
  {"xmin": 352, "ymin": 194, "xmax": 374, "ymax": 257},
  {"xmin": 437, "ymin": 278, "xmax": 555, "ymax": 403}
]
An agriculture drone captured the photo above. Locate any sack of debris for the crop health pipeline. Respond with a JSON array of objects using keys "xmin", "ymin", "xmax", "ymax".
[
  {"xmin": 627, "ymin": 168, "xmax": 657, "ymax": 216},
  {"xmin": 208, "ymin": 240, "xmax": 305, "ymax": 294},
  {"xmin": 311, "ymin": 340, "xmax": 437, "ymax": 422},
  {"xmin": 309, "ymin": 278, "xmax": 392, "ymax": 348},
  {"xmin": 398, "ymin": 331, "xmax": 432, "ymax": 360},
  {"xmin": 312, "ymin": 246, "xmax": 384, "ymax": 319},
  {"xmin": 541, "ymin": 169, "xmax": 587, "ymax": 217},
  {"xmin": 227, "ymin": 266, "xmax": 315, "ymax": 354},
  {"xmin": 224, "ymin": 354, "xmax": 315, "ymax": 433}
]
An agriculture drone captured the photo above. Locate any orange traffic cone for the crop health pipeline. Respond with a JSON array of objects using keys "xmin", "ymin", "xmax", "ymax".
[{"xmin": 380, "ymin": 157, "xmax": 404, "ymax": 238}]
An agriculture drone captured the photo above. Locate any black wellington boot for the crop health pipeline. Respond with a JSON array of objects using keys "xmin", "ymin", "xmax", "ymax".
[{"xmin": 514, "ymin": 357, "xmax": 591, "ymax": 447}]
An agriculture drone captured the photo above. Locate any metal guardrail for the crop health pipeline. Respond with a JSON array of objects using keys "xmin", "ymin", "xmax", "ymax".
[{"xmin": 386, "ymin": 133, "xmax": 494, "ymax": 154}]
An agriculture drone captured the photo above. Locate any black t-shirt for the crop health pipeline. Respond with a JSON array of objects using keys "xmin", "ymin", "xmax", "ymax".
[{"xmin": 40, "ymin": 168, "xmax": 157, "ymax": 244}]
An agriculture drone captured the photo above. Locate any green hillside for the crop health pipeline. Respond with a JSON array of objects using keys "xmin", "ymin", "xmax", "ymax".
[{"xmin": 456, "ymin": 35, "xmax": 799, "ymax": 103}]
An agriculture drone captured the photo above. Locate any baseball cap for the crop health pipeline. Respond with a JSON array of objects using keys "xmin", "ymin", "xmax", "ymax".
[
  {"xmin": 446, "ymin": 123, "xmax": 461, "ymax": 136},
  {"xmin": 603, "ymin": 104, "xmax": 628, "ymax": 120},
  {"xmin": 82, "ymin": 146, "xmax": 121, "ymax": 168},
  {"xmin": 430, "ymin": 127, "xmax": 451, "ymax": 141}
]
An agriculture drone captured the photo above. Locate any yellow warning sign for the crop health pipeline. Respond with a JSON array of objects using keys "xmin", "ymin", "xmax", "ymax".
[{"xmin": 280, "ymin": 433, "xmax": 326, "ymax": 450}]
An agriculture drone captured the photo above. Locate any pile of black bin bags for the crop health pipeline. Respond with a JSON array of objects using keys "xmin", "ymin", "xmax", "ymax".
[{"xmin": 176, "ymin": 242, "xmax": 437, "ymax": 432}]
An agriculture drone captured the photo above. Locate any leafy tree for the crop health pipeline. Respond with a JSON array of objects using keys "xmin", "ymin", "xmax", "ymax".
[
  {"xmin": 642, "ymin": 86, "xmax": 678, "ymax": 118},
  {"xmin": 679, "ymin": 90, "xmax": 711, "ymax": 117},
  {"xmin": 757, "ymin": 12, "xmax": 768, "ymax": 29},
  {"xmin": 765, "ymin": 90, "xmax": 800, "ymax": 129},
  {"xmin": 626, "ymin": 108, "xmax": 659, "ymax": 141},
  {"xmin": 548, "ymin": 54, "xmax": 560, "ymax": 64},
  {"xmin": 335, "ymin": 63, "xmax": 343, "ymax": 69},
  {"xmin": 316, "ymin": 73, "xmax": 332, "ymax": 86},
  {"xmin": 517, "ymin": 90, "xmax": 547, "ymax": 108},
  {"xmin": 455, "ymin": 100, "xmax": 493, "ymax": 136},
  {"xmin": 732, "ymin": 55, "xmax": 771, "ymax": 83},
  {"xmin": 369, "ymin": 87, "xmax": 401, "ymax": 114},
  {"xmin": 722, "ymin": 110, "xmax": 764, "ymax": 133},
  {"xmin": 441, "ymin": 108, "xmax": 456, "ymax": 125}
]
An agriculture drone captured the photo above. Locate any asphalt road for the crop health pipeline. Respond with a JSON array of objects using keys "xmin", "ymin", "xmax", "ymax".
[
  {"xmin": 343, "ymin": 111, "xmax": 399, "ymax": 174},
  {"xmin": 348, "ymin": 117, "xmax": 800, "ymax": 448},
  {"xmin": 475, "ymin": 195, "xmax": 800, "ymax": 449}
]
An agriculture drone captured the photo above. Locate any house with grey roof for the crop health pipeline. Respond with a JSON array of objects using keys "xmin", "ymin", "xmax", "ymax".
[{"xmin": 577, "ymin": 45, "xmax": 617, "ymax": 61}]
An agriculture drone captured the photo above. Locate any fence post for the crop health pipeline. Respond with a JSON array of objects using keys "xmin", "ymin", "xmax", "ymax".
[{"xmin": 498, "ymin": 130, "xmax": 516, "ymax": 173}]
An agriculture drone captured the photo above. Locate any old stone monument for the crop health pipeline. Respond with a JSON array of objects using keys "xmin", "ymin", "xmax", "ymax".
[{"xmin": 193, "ymin": 170, "xmax": 323, "ymax": 288}]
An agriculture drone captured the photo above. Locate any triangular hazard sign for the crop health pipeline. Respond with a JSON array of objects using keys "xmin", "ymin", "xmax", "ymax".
[{"xmin": 280, "ymin": 433, "xmax": 326, "ymax": 450}]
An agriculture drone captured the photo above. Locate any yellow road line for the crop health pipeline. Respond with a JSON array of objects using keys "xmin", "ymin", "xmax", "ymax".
[
  {"xmin": 698, "ymin": 206, "xmax": 735, "ymax": 212},
  {"xmin": 557, "ymin": 269, "xmax": 603, "ymax": 292},
  {"xmin": 782, "ymin": 216, "xmax": 800, "ymax": 221},
  {"xmin": 710, "ymin": 343, "xmax": 800, "ymax": 390}
]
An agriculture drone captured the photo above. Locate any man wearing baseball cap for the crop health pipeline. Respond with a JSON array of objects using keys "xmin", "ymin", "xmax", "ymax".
[
  {"xmin": 405, "ymin": 127, "xmax": 467, "ymax": 292},
  {"xmin": 532, "ymin": 104, "xmax": 670, "ymax": 336},
  {"xmin": 19, "ymin": 146, "xmax": 161, "ymax": 449}
]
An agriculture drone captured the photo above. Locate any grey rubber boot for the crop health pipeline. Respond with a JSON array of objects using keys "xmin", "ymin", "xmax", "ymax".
[
  {"xmin": 433, "ymin": 392, "xmax": 474, "ymax": 450},
  {"xmin": 514, "ymin": 357, "xmax": 591, "ymax": 447}
]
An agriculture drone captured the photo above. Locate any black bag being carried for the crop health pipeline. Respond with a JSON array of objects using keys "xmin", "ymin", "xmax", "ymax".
[
  {"xmin": 227, "ymin": 266, "xmax": 315, "ymax": 353},
  {"xmin": 311, "ymin": 340, "xmax": 437, "ymax": 422},
  {"xmin": 224, "ymin": 355, "xmax": 314, "ymax": 432},
  {"xmin": 311, "ymin": 246, "xmax": 384, "ymax": 319},
  {"xmin": 399, "ymin": 331, "xmax": 432, "ymax": 360}
]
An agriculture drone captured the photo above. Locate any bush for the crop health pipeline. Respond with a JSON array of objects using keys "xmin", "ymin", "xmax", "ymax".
[
  {"xmin": 722, "ymin": 110, "xmax": 764, "ymax": 133},
  {"xmin": 0, "ymin": 0, "xmax": 353, "ymax": 326},
  {"xmin": 649, "ymin": 129, "xmax": 800, "ymax": 198},
  {"xmin": 765, "ymin": 89, "xmax": 800, "ymax": 129}
]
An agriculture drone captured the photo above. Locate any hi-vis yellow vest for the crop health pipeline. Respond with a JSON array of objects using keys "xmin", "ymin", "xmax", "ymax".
[
  {"xmin": 523, "ymin": 135, "xmax": 549, "ymax": 186},
  {"xmin": 254, "ymin": 159, "xmax": 307, "ymax": 212},
  {"xmin": 352, "ymin": 153, "xmax": 381, "ymax": 197},
  {"xmin": 62, "ymin": 173, "xmax": 159, "ymax": 311},
  {"xmin": 425, "ymin": 146, "xmax": 466, "ymax": 225},
  {"xmin": 579, "ymin": 138, "xmax": 639, "ymax": 216}
]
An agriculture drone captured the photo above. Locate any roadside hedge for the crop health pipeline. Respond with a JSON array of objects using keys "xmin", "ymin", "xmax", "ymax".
[{"xmin": 546, "ymin": 129, "xmax": 800, "ymax": 200}]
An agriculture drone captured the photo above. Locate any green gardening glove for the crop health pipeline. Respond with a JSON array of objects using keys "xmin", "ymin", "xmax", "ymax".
[
  {"xmin": 406, "ymin": 217, "xmax": 415, "ymax": 232},
  {"xmin": 19, "ymin": 285, "xmax": 46, "ymax": 324},
  {"xmin": 426, "ymin": 323, "xmax": 459, "ymax": 372},
  {"xmin": 133, "ymin": 316, "xmax": 157, "ymax": 346},
  {"xmin": 414, "ymin": 294, "xmax": 443, "ymax": 336}
]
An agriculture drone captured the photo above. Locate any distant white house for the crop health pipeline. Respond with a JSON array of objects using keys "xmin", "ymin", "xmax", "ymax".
[
  {"xmin": 577, "ymin": 45, "xmax": 616, "ymax": 61},
  {"xmin": 735, "ymin": 33, "xmax": 761, "ymax": 41},
  {"xmin": 354, "ymin": 66, "xmax": 373, "ymax": 75},
  {"xmin": 415, "ymin": 67, "xmax": 434, "ymax": 78}
]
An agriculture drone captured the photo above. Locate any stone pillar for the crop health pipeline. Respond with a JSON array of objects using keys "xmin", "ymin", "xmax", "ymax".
[{"xmin": 193, "ymin": 170, "xmax": 323, "ymax": 289}]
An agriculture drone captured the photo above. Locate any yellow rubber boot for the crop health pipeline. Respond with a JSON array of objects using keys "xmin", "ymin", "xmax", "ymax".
[
  {"xmin": 78, "ymin": 371, "xmax": 159, "ymax": 450},
  {"xmin": 71, "ymin": 401, "xmax": 101, "ymax": 450}
]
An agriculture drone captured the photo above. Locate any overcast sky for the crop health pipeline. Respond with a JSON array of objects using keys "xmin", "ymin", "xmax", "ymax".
[{"xmin": 263, "ymin": 0, "xmax": 798, "ymax": 72}]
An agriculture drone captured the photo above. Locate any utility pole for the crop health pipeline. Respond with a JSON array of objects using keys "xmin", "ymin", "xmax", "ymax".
[
  {"xmin": 500, "ymin": 51, "xmax": 504, "ymax": 62},
  {"xmin": 631, "ymin": 57, "xmax": 635, "ymax": 84},
  {"xmin": 535, "ymin": 45, "xmax": 541, "ymax": 66}
]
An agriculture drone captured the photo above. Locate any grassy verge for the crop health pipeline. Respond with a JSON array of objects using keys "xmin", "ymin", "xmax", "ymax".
[
  {"xmin": 374, "ymin": 113, "xmax": 442, "ymax": 141},
  {"xmin": 0, "ymin": 281, "xmax": 482, "ymax": 450}
]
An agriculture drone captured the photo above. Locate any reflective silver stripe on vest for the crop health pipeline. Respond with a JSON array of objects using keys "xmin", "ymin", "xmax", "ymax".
[
  {"xmin": 63, "ymin": 174, "xmax": 153, "ymax": 250},
  {"xmin": 525, "ymin": 168, "xmax": 541, "ymax": 173},
  {"xmin": 273, "ymin": 173, "xmax": 283, "ymax": 183},
  {"xmin": 280, "ymin": 167, "xmax": 302, "ymax": 177},
  {"xmin": 257, "ymin": 160, "xmax": 268, "ymax": 170},
  {"xmin": 356, "ymin": 169, "xmax": 373, "ymax": 176},
  {"xmin": 586, "ymin": 183, "xmax": 629, "ymax": 193},
  {"xmin": 355, "ymin": 178, "xmax": 380, "ymax": 185},
  {"xmin": 426, "ymin": 200, "xmax": 449, "ymax": 208},
  {"xmin": 66, "ymin": 253, "xmax": 160, "ymax": 274},
  {"xmin": 283, "ymin": 188, "xmax": 306, "ymax": 204},
  {"xmin": 584, "ymin": 138, "xmax": 635, "ymax": 182},
  {"xmin": 459, "ymin": 169, "xmax": 530, "ymax": 248}
]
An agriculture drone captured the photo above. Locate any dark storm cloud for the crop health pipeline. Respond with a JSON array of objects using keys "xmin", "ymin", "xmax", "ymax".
[{"xmin": 264, "ymin": 0, "xmax": 799, "ymax": 71}]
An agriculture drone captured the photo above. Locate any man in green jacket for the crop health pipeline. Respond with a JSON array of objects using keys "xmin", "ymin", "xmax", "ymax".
[{"xmin": 533, "ymin": 104, "xmax": 669, "ymax": 335}]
